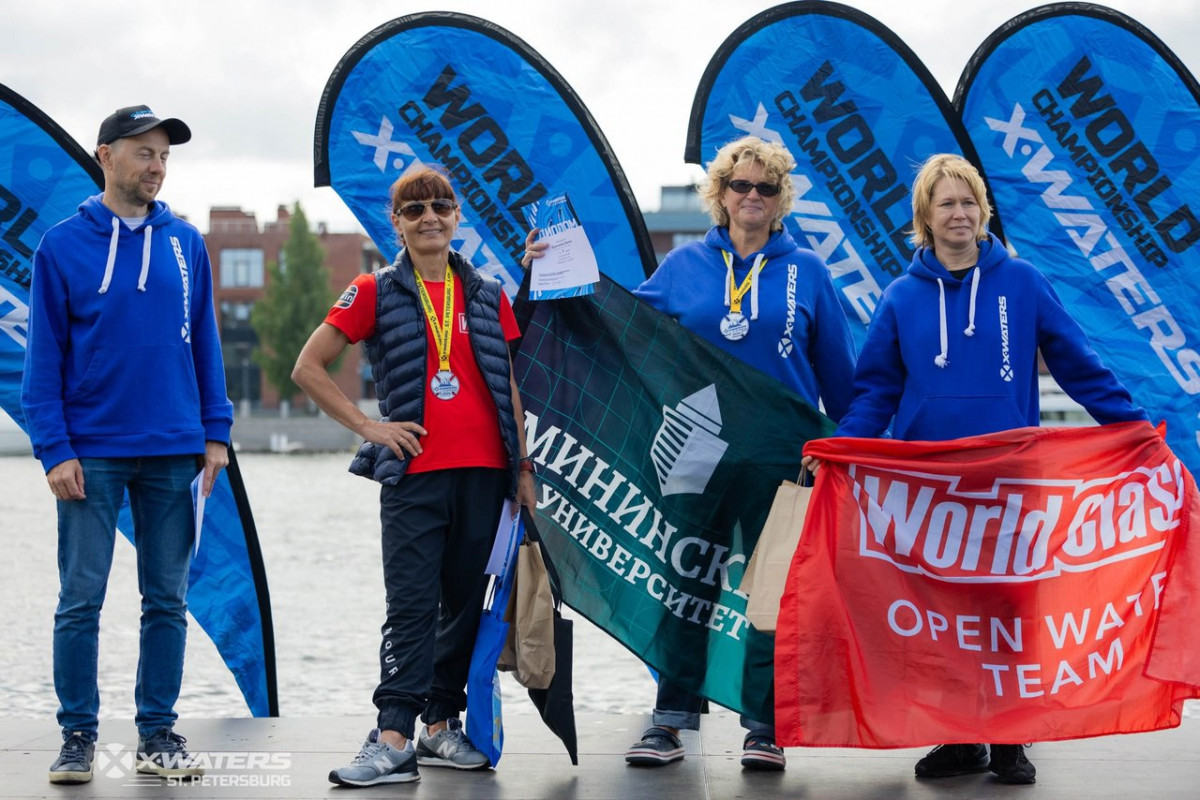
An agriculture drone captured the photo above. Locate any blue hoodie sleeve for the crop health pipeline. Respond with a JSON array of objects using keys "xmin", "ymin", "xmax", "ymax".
[
  {"xmin": 834, "ymin": 294, "xmax": 905, "ymax": 437},
  {"xmin": 631, "ymin": 253, "xmax": 675, "ymax": 316},
  {"xmin": 1036, "ymin": 277, "xmax": 1148, "ymax": 425},
  {"xmin": 20, "ymin": 237, "xmax": 78, "ymax": 471},
  {"xmin": 806, "ymin": 259, "xmax": 857, "ymax": 423},
  {"xmin": 187, "ymin": 237, "xmax": 234, "ymax": 444}
]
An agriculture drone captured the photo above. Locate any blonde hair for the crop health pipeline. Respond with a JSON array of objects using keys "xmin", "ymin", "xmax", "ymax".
[
  {"xmin": 698, "ymin": 136, "xmax": 795, "ymax": 231},
  {"xmin": 909, "ymin": 153, "xmax": 992, "ymax": 248}
]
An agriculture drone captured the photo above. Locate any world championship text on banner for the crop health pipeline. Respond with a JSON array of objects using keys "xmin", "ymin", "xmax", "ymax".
[
  {"xmin": 0, "ymin": 84, "xmax": 277, "ymax": 716},
  {"xmin": 686, "ymin": 0, "xmax": 1000, "ymax": 349},
  {"xmin": 955, "ymin": 4, "xmax": 1200, "ymax": 476},
  {"xmin": 314, "ymin": 12, "xmax": 655, "ymax": 298},
  {"xmin": 776, "ymin": 424, "xmax": 1200, "ymax": 748},
  {"xmin": 513, "ymin": 276, "xmax": 833, "ymax": 721}
]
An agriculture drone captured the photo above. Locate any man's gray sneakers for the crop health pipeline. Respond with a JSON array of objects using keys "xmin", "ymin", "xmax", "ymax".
[
  {"xmin": 415, "ymin": 718, "xmax": 491, "ymax": 770},
  {"xmin": 329, "ymin": 729, "xmax": 419, "ymax": 786},
  {"xmin": 49, "ymin": 732, "xmax": 95, "ymax": 784}
]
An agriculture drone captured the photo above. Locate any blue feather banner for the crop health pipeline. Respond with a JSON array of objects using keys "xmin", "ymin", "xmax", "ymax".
[
  {"xmin": 315, "ymin": 12, "xmax": 656, "ymax": 297},
  {"xmin": 956, "ymin": 3, "xmax": 1200, "ymax": 473}
]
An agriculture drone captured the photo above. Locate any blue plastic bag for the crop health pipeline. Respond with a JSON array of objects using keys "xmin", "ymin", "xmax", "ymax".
[{"xmin": 465, "ymin": 511, "xmax": 522, "ymax": 766}]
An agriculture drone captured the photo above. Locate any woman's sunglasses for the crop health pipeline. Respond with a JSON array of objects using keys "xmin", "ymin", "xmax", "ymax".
[
  {"xmin": 394, "ymin": 199, "xmax": 458, "ymax": 221},
  {"xmin": 726, "ymin": 179, "xmax": 781, "ymax": 197}
]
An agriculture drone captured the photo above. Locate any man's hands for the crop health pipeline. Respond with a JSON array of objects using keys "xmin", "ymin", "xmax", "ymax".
[
  {"xmin": 47, "ymin": 459, "xmax": 85, "ymax": 501},
  {"xmin": 200, "ymin": 441, "xmax": 230, "ymax": 497}
]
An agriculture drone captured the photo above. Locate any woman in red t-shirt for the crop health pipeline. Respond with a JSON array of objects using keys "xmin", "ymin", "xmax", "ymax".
[{"xmin": 294, "ymin": 167, "xmax": 536, "ymax": 787}]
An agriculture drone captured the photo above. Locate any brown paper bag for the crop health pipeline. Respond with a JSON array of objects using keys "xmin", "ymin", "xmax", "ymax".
[
  {"xmin": 741, "ymin": 479, "xmax": 813, "ymax": 633},
  {"xmin": 497, "ymin": 536, "xmax": 556, "ymax": 689}
]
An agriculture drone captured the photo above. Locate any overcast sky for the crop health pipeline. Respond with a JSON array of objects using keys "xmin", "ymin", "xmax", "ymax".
[{"xmin": 4, "ymin": 0, "xmax": 1198, "ymax": 235}]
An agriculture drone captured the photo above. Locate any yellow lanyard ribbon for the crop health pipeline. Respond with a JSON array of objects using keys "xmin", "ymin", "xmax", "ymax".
[
  {"xmin": 723, "ymin": 251, "xmax": 767, "ymax": 314},
  {"xmin": 414, "ymin": 264, "xmax": 455, "ymax": 372}
]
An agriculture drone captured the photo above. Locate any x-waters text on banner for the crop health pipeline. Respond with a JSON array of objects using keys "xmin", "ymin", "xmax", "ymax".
[
  {"xmin": 776, "ymin": 423, "xmax": 1200, "ymax": 748},
  {"xmin": 956, "ymin": 5, "xmax": 1200, "ymax": 476},
  {"xmin": 687, "ymin": 3, "xmax": 994, "ymax": 349},
  {"xmin": 315, "ymin": 13, "xmax": 654, "ymax": 297}
]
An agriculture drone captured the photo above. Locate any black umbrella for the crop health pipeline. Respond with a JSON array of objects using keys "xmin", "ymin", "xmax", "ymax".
[{"xmin": 522, "ymin": 510, "xmax": 579, "ymax": 764}]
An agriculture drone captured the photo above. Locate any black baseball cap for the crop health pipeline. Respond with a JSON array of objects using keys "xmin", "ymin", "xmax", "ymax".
[{"xmin": 97, "ymin": 105, "xmax": 191, "ymax": 147}]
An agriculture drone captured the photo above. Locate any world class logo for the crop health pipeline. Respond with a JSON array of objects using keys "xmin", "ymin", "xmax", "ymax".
[{"xmin": 849, "ymin": 459, "xmax": 1186, "ymax": 583}]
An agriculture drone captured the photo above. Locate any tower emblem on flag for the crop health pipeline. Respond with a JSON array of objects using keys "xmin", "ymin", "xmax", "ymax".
[{"xmin": 652, "ymin": 384, "xmax": 729, "ymax": 496}]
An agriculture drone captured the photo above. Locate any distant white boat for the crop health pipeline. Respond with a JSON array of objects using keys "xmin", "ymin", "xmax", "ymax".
[{"xmin": 0, "ymin": 411, "xmax": 31, "ymax": 456}]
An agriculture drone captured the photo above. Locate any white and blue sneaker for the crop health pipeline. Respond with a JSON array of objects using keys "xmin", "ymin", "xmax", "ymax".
[
  {"xmin": 328, "ymin": 729, "xmax": 419, "ymax": 787},
  {"xmin": 415, "ymin": 718, "xmax": 490, "ymax": 770}
]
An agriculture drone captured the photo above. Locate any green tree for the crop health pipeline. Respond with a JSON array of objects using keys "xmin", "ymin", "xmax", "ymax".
[{"xmin": 251, "ymin": 203, "xmax": 336, "ymax": 405}]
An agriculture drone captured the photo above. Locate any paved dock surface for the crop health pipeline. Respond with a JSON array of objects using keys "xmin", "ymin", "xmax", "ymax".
[{"xmin": 3, "ymin": 711, "xmax": 1198, "ymax": 798}]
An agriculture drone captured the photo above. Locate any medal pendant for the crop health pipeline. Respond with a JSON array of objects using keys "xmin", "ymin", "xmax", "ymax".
[
  {"xmin": 720, "ymin": 312, "xmax": 749, "ymax": 341},
  {"xmin": 430, "ymin": 369, "xmax": 460, "ymax": 400}
]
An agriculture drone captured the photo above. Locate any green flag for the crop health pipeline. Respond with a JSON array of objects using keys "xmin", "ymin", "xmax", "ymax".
[{"xmin": 514, "ymin": 276, "xmax": 834, "ymax": 720}]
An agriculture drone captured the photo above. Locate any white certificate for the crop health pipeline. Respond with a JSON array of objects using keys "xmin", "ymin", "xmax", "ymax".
[{"xmin": 522, "ymin": 192, "xmax": 600, "ymax": 300}]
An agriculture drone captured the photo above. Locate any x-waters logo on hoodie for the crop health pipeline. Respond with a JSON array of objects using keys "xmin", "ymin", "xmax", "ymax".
[
  {"xmin": 998, "ymin": 295, "xmax": 1012, "ymax": 382},
  {"xmin": 651, "ymin": 384, "xmax": 729, "ymax": 496},
  {"xmin": 777, "ymin": 263, "xmax": 798, "ymax": 358},
  {"xmin": 170, "ymin": 235, "xmax": 191, "ymax": 343}
]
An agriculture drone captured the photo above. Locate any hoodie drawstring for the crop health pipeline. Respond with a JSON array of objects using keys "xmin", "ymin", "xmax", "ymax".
[
  {"xmin": 964, "ymin": 266, "xmax": 979, "ymax": 337},
  {"xmin": 748, "ymin": 253, "xmax": 763, "ymax": 320},
  {"xmin": 99, "ymin": 218, "xmax": 119, "ymax": 294},
  {"xmin": 934, "ymin": 278, "xmax": 949, "ymax": 368},
  {"xmin": 99, "ymin": 219, "xmax": 154, "ymax": 293},
  {"xmin": 933, "ymin": 267, "xmax": 981, "ymax": 367},
  {"xmin": 138, "ymin": 226, "xmax": 153, "ymax": 291}
]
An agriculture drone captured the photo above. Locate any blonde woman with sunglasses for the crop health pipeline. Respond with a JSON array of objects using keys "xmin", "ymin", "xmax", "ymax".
[{"xmin": 560, "ymin": 135, "xmax": 855, "ymax": 770}]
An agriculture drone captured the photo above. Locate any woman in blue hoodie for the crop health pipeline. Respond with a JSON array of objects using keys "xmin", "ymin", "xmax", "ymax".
[
  {"xmin": 527, "ymin": 136, "xmax": 856, "ymax": 770},
  {"xmin": 588, "ymin": 136, "xmax": 856, "ymax": 770},
  {"xmin": 829, "ymin": 153, "xmax": 1148, "ymax": 784}
]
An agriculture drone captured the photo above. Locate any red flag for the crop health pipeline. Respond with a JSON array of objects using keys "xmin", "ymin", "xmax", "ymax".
[{"xmin": 776, "ymin": 423, "xmax": 1200, "ymax": 748}]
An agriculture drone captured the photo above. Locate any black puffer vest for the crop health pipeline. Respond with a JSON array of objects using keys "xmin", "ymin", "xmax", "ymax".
[{"xmin": 348, "ymin": 249, "xmax": 520, "ymax": 497}]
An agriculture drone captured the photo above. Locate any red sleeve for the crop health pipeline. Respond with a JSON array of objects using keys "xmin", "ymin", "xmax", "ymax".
[
  {"xmin": 499, "ymin": 292, "xmax": 521, "ymax": 341},
  {"xmin": 324, "ymin": 273, "xmax": 378, "ymax": 343}
]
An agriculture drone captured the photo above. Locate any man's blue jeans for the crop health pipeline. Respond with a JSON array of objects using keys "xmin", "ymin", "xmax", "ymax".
[{"xmin": 53, "ymin": 456, "xmax": 196, "ymax": 740}]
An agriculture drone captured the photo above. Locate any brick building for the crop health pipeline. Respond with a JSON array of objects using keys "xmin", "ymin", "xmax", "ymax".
[{"xmin": 207, "ymin": 205, "xmax": 386, "ymax": 412}]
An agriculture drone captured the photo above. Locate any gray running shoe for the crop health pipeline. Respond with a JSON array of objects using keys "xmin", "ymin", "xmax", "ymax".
[
  {"xmin": 415, "ymin": 718, "xmax": 491, "ymax": 770},
  {"xmin": 48, "ymin": 732, "xmax": 95, "ymax": 784},
  {"xmin": 136, "ymin": 728, "xmax": 204, "ymax": 778},
  {"xmin": 329, "ymin": 729, "xmax": 419, "ymax": 787}
]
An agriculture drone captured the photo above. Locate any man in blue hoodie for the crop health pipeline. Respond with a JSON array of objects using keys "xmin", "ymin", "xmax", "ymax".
[{"xmin": 22, "ymin": 105, "xmax": 233, "ymax": 785}]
